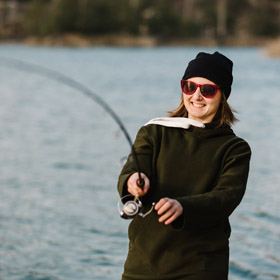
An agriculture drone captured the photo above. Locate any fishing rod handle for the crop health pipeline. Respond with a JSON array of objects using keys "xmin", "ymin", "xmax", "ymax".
[{"xmin": 136, "ymin": 176, "xmax": 145, "ymax": 189}]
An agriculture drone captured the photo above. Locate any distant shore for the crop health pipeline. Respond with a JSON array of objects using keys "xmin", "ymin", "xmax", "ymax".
[
  {"xmin": 1, "ymin": 33, "xmax": 280, "ymax": 56},
  {"xmin": 22, "ymin": 33, "xmax": 272, "ymax": 47}
]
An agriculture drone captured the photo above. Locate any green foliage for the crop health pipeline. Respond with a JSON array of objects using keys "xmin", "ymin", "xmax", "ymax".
[
  {"xmin": 247, "ymin": 1, "xmax": 280, "ymax": 36},
  {"xmin": 77, "ymin": 0, "xmax": 128, "ymax": 34},
  {"xmin": 22, "ymin": 0, "xmax": 280, "ymax": 39},
  {"xmin": 147, "ymin": 3, "xmax": 181, "ymax": 37},
  {"xmin": 181, "ymin": 20, "xmax": 203, "ymax": 38},
  {"xmin": 25, "ymin": 0, "xmax": 52, "ymax": 36},
  {"xmin": 198, "ymin": 0, "xmax": 217, "ymax": 29},
  {"xmin": 49, "ymin": 0, "xmax": 79, "ymax": 34}
]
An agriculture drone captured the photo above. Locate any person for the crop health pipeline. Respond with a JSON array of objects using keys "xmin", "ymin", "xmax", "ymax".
[{"xmin": 117, "ymin": 51, "xmax": 251, "ymax": 280}]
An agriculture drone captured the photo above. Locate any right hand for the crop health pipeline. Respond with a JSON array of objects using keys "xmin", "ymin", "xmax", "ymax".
[{"xmin": 127, "ymin": 172, "xmax": 150, "ymax": 197}]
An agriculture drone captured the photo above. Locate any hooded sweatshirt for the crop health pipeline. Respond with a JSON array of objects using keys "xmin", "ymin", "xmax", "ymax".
[{"xmin": 117, "ymin": 120, "xmax": 251, "ymax": 280}]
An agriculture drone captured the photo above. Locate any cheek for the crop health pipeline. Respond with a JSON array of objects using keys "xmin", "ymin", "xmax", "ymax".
[
  {"xmin": 183, "ymin": 94, "xmax": 190, "ymax": 107},
  {"xmin": 208, "ymin": 93, "xmax": 222, "ymax": 111},
  {"xmin": 209, "ymin": 100, "xmax": 221, "ymax": 111}
]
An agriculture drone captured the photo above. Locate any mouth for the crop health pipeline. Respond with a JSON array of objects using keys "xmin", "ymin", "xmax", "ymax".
[{"xmin": 192, "ymin": 102, "xmax": 205, "ymax": 108}]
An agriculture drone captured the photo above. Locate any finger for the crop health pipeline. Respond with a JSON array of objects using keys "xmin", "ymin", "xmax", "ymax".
[
  {"xmin": 164, "ymin": 212, "xmax": 180, "ymax": 225},
  {"xmin": 157, "ymin": 199, "xmax": 183, "ymax": 224},
  {"xmin": 131, "ymin": 186, "xmax": 145, "ymax": 197},
  {"xmin": 127, "ymin": 173, "xmax": 143, "ymax": 196},
  {"xmin": 127, "ymin": 183, "xmax": 141, "ymax": 196},
  {"xmin": 155, "ymin": 198, "xmax": 169, "ymax": 211},
  {"xmin": 137, "ymin": 181, "xmax": 149, "ymax": 196},
  {"xmin": 137, "ymin": 188, "xmax": 147, "ymax": 196},
  {"xmin": 127, "ymin": 184, "xmax": 149, "ymax": 196},
  {"xmin": 156, "ymin": 200, "xmax": 172, "ymax": 215},
  {"xmin": 142, "ymin": 176, "xmax": 150, "ymax": 194},
  {"xmin": 158, "ymin": 209, "xmax": 176, "ymax": 223},
  {"xmin": 159, "ymin": 208, "xmax": 182, "ymax": 225},
  {"xmin": 135, "ymin": 173, "xmax": 150, "ymax": 194}
]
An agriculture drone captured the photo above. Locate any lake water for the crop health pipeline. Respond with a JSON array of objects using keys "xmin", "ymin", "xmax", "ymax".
[{"xmin": 0, "ymin": 45, "xmax": 279, "ymax": 280}]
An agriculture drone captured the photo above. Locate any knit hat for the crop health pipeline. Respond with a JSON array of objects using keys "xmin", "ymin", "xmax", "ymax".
[{"xmin": 182, "ymin": 51, "xmax": 233, "ymax": 99}]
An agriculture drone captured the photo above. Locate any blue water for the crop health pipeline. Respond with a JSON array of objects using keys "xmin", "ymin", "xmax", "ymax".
[{"xmin": 0, "ymin": 45, "xmax": 279, "ymax": 280}]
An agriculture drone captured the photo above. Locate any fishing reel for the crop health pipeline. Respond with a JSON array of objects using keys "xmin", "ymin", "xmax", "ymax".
[
  {"xmin": 118, "ymin": 175, "xmax": 155, "ymax": 219},
  {"xmin": 118, "ymin": 195, "xmax": 155, "ymax": 219}
]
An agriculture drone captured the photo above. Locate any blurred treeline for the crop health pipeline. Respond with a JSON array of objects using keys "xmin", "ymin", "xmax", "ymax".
[{"xmin": 1, "ymin": 0, "xmax": 280, "ymax": 42}]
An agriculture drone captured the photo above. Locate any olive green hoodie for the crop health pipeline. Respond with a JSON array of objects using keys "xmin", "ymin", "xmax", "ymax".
[{"xmin": 118, "ymin": 122, "xmax": 251, "ymax": 280}]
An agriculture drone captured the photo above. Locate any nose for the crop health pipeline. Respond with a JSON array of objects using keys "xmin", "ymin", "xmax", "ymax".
[{"xmin": 192, "ymin": 86, "xmax": 203, "ymax": 100}]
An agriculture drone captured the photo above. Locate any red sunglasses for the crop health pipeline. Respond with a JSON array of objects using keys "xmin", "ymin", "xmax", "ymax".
[{"xmin": 181, "ymin": 80, "xmax": 220, "ymax": 99}]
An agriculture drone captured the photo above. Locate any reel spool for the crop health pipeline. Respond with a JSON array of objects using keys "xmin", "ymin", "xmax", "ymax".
[{"xmin": 118, "ymin": 195, "xmax": 155, "ymax": 219}]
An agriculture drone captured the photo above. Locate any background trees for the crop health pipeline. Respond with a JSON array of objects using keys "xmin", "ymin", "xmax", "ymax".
[{"xmin": 1, "ymin": 0, "xmax": 280, "ymax": 43}]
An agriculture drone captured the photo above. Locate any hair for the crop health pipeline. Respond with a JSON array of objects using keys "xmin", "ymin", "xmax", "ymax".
[{"xmin": 168, "ymin": 91, "xmax": 238, "ymax": 128}]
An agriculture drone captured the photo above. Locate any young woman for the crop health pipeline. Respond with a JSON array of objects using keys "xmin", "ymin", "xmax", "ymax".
[{"xmin": 117, "ymin": 52, "xmax": 251, "ymax": 280}]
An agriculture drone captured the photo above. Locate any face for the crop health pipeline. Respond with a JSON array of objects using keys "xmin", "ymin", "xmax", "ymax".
[{"xmin": 183, "ymin": 77, "xmax": 222, "ymax": 123}]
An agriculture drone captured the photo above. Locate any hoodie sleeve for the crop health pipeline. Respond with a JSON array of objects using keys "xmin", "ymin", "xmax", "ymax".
[
  {"xmin": 117, "ymin": 126, "xmax": 154, "ymax": 198},
  {"xmin": 175, "ymin": 139, "xmax": 251, "ymax": 230}
]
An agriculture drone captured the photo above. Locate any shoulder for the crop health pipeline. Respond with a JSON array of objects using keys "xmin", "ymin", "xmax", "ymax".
[
  {"xmin": 195, "ymin": 124, "xmax": 251, "ymax": 157},
  {"xmin": 136, "ymin": 123, "xmax": 166, "ymax": 141},
  {"xmin": 223, "ymin": 132, "xmax": 252, "ymax": 159},
  {"xmin": 135, "ymin": 121, "xmax": 183, "ymax": 147},
  {"xmin": 225, "ymin": 127, "xmax": 251, "ymax": 150},
  {"xmin": 210, "ymin": 125, "xmax": 250, "ymax": 149}
]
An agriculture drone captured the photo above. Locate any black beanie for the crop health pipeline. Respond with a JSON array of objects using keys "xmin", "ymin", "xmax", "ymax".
[{"xmin": 182, "ymin": 51, "xmax": 233, "ymax": 99}]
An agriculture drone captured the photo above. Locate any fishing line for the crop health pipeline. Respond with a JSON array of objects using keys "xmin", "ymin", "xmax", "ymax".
[{"xmin": 0, "ymin": 55, "xmax": 145, "ymax": 191}]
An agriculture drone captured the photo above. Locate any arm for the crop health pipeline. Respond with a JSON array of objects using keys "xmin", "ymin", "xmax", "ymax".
[
  {"xmin": 117, "ymin": 125, "xmax": 184, "ymax": 224},
  {"xmin": 117, "ymin": 126, "xmax": 154, "ymax": 198},
  {"xmin": 175, "ymin": 140, "xmax": 251, "ymax": 230}
]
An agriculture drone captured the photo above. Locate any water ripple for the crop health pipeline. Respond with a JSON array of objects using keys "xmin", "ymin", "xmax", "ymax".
[{"xmin": 0, "ymin": 45, "xmax": 279, "ymax": 280}]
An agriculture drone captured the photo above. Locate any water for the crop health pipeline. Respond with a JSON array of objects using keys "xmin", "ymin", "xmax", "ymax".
[{"xmin": 0, "ymin": 45, "xmax": 279, "ymax": 280}]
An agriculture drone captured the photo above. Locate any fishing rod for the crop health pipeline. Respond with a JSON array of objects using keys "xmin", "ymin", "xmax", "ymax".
[{"xmin": 0, "ymin": 55, "xmax": 153, "ymax": 219}]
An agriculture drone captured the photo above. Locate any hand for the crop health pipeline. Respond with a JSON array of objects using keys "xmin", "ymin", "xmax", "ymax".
[
  {"xmin": 127, "ymin": 172, "xmax": 150, "ymax": 197},
  {"xmin": 155, "ymin": 198, "xmax": 183, "ymax": 225}
]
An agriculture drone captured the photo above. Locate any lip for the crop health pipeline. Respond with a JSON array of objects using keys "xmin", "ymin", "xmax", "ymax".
[{"xmin": 191, "ymin": 102, "xmax": 205, "ymax": 108}]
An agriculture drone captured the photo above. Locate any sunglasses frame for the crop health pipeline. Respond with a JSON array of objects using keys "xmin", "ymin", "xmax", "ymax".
[{"xmin": 181, "ymin": 80, "xmax": 220, "ymax": 99}]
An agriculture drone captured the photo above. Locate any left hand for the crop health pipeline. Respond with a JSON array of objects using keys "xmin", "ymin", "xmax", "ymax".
[{"xmin": 155, "ymin": 197, "xmax": 183, "ymax": 225}]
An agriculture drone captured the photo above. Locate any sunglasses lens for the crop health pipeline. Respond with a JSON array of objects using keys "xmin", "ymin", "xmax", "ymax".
[
  {"xmin": 200, "ymin": 85, "xmax": 216, "ymax": 98},
  {"xmin": 182, "ymin": 81, "xmax": 197, "ymax": 94}
]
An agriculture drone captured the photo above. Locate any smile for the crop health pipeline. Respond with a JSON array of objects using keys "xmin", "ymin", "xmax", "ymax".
[{"xmin": 192, "ymin": 103, "xmax": 205, "ymax": 108}]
